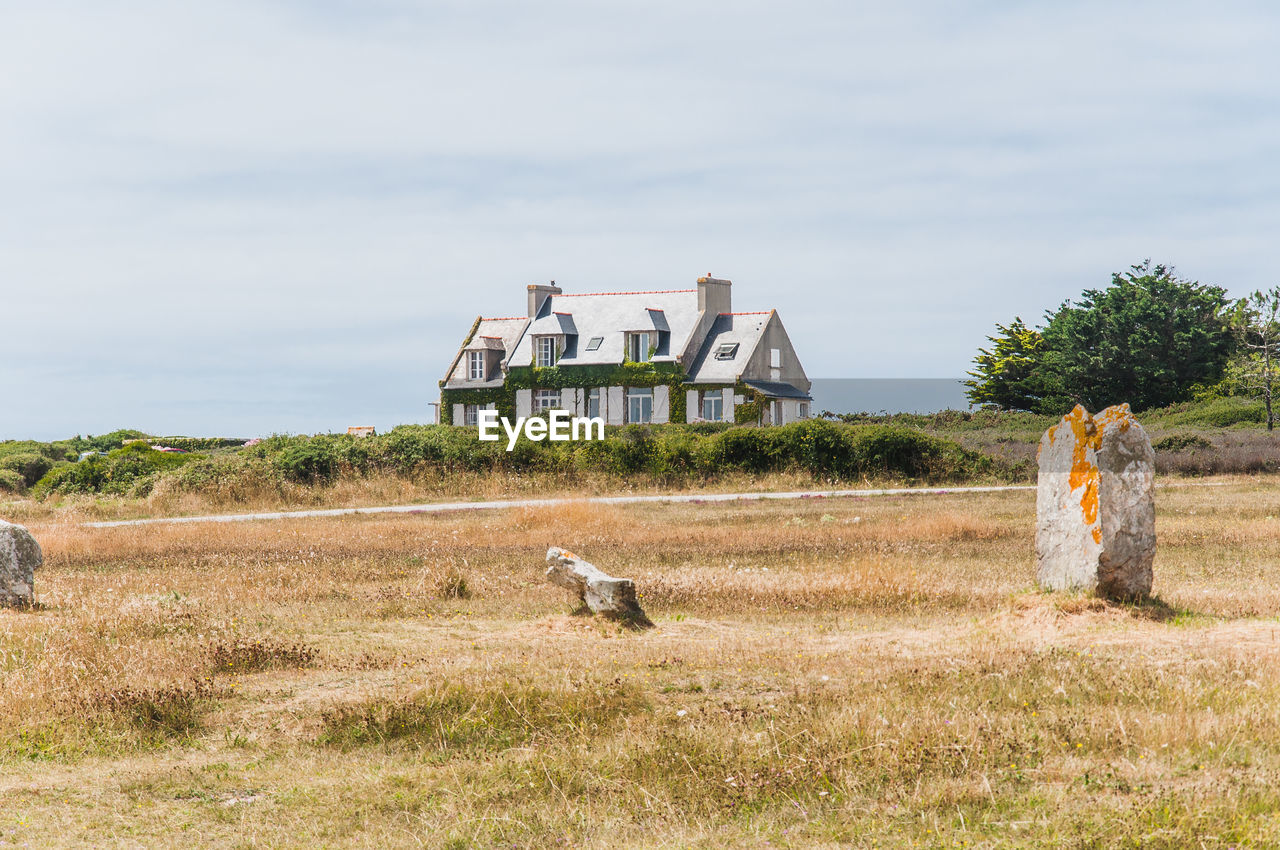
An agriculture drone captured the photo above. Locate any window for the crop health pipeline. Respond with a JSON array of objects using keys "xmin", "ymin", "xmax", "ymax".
[
  {"xmin": 585, "ymin": 336, "xmax": 604, "ymax": 351},
  {"xmin": 588, "ymin": 387, "xmax": 602, "ymax": 419},
  {"xmin": 536, "ymin": 337, "xmax": 558, "ymax": 367},
  {"xmin": 534, "ymin": 389, "xmax": 560, "ymax": 414},
  {"xmin": 714, "ymin": 342, "xmax": 738, "ymax": 360},
  {"xmin": 798, "ymin": 402, "xmax": 809, "ymax": 420},
  {"xmin": 770, "ymin": 348, "xmax": 781, "ymax": 368},
  {"xmin": 467, "ymin": 351, "xmax": 485, "ymax": 381},
  {"xmin": 701, "ymin": 393, "xmax": 724, "ymax": 422},
  {"xmin": 627, "ymin": 387, "xmax": 653, "ymax": 423},
  {"xmin": 627, "ymin": 332, "xmax": 652, "ymax": 363},
  {"xmin": 464, "ymin": 404, "xmax": 479, "ymax": 427}
]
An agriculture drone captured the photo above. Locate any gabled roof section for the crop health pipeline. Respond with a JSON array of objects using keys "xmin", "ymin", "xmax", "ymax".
[
  {"xmin": 443, "ymin": 315, "xmax": 530, "ymax": 387},
  {"xmin": 470, "ymin": 317, "xmax": 529, "ymax": 354},
  {"xmin": 686, "ymin": 312, "xmax": 770, "ymax": 383},
  {"xmin": 528, "ymin": 311, "xmax": 578, "ymax": 336},
  {"xmin": 508, "ymin": 289, "xmax": 700, "ymax": 367}
]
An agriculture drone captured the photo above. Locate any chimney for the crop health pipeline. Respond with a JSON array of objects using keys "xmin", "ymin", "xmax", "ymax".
[
  {"xmin": 697, "ymin": 275, "xmax": 732, "ymax": 316},
  {"xmin": 527, "ymin": 281, "xmax": 562, "ymax": 318}
]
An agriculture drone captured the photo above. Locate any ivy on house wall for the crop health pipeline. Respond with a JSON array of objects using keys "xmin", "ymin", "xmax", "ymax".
[
  {"xmin": 440, "ymin": 386, "xmax": 516, "ymax": 422},
  {"xmin": 506, "ymin": 361, "xmax": 684, "ymax": 390},
  {"xmin": 734, "ymin": 383, "xmax": 766, "ymax": 425},
  {"xmin": 509, "ymin": 361, "xmax": 691, "ymax": 423},
  {"xmin": 670, "ymin": 384, "xmax": 687, "ymax": 424},
  {"xmin": 441, "ymin": 363, "xmax": 773, "ymax": 427}
]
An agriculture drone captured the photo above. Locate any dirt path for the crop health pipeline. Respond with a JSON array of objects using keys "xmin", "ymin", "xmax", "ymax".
[
  {"xmin": 82, "ymin": 480, "xmax": 1228, "ymax": 529},
  {"xmin": 84, "ymin": 485, "xmax": 1037, "ymax": 528}
]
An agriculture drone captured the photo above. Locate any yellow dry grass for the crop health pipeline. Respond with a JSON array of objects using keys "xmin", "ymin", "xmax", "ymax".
[{"xmin": 2, "ymin": 478, "xmax": 1280, "ymax": 846}]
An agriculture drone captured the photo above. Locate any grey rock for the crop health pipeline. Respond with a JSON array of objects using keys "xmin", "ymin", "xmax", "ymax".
[
  {"xmin": 1035, "ymin": 404, "xmax": 1155, "ymax": 600},
  {"xmin": 0, "ymin": 519, "xmax": 43, "ymax": 607},
  {"xmin": 545, "ymin": 547, "xmax": 652, "ymax": 626}
]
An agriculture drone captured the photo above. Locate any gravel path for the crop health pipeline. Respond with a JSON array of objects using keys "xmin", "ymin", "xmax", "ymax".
[
  {"xmin": 83, "ymin": 484, "xmax": 1039, "ymax": 528},
  {"xmin": 82, "ymin": 480, "xmax": 1228, "ymax": 529}
]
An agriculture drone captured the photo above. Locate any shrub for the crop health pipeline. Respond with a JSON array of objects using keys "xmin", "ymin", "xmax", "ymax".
[
  {"xmin": 0, "ymin": 469, "xmax": 24, "ymax": 493},
  {"xmin": 1158, "ymin": 397, "xmax": 1266, "ymax": 428},
  {"xmin": 150, "ymin": 436, "xmax": 246, "ymax": 452},
  {"xmin": 1153, "ymin": 433, "xmax": 1212, "ymax": 453},
  {"xmin": 716, "ymin": 427, "xmax": 782, "ymax": 473},
  {"xmin": 31, "ymin": 443, "xmax": 195, "ymax": 499},
  {"xmin": 276, "ymin": 440, "xmax": 338, "ymax": 484},
  {"xmin": 0, "ymin": 453, "xmax": 53, "ymax": 486}
]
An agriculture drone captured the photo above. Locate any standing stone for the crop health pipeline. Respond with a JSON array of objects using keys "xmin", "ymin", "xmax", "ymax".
[
  {"xmin": 0, "ymin": 520, "xmax": 43, "ymax": 607},
  {"xmin": 1035, "ymin": 404, "xmax": 1155, "ymax": 600}
]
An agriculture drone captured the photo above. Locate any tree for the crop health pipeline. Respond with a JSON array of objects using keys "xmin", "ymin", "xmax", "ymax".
[
  {"xmin": 1039, "ymin": 261, "xmax": 1233, "ymax": 412},
  {"xmin": 1233, "ymin": 286, "xmax": 1280, "ymax": 430},
  {"xmin": 963, "ymin": 318, "xmax": 1051, "ymax": 411}
]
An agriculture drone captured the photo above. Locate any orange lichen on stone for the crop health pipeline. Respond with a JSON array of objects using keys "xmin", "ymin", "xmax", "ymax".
[
  {"xmin": 1094, "ymin": 403, "xmax": 1135, "ymax": 438},
  {"xmin": 1063, "ymin": 405, "xmax": 1100, "ymax": 529}
]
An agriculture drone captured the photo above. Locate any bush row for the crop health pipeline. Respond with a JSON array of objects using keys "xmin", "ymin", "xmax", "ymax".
[
  {"xmin": 17, "ymin": 421, "xmax": 1004, "ymax": 499},
  {"xmin": 156, "ymin": 421, "xmax": 1001, "ymax": 495}
]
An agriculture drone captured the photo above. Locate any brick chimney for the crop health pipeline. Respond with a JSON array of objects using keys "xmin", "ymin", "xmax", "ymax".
[
  {"xmin": 697, "ymin": 275, "xmax": 731, "ymax": 315},
  {"xmin": 527, "ymin": 281, "xmax": 562, "ymax": 318}
]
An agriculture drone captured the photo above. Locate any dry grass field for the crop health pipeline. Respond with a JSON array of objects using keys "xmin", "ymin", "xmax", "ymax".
[{"xmin": 4, "ymin": 478, "xmax": 1280, "ymax": 847}]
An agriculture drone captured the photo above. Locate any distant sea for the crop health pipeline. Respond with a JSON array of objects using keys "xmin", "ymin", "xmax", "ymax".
[{"xmin": 809, "ymin": 379, "xmax": 972, "ymax": 415}]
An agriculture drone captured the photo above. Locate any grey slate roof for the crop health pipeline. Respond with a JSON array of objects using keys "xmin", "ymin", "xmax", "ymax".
[
  {"xmin": 527, "ymin": 311, "xmax": 578, "ymax": 336},
  {"xmin": 743, "ymin": 379, "xmax": 812, "ymax": 400},
  {"xmin": 443, "ymin": 316, "xmax": 529, "ymax": 387},
  {"xmin": 685, "ymin": 312, "xmax": 770, "ymax": 384},
  {"xmin": 508, "ymin": 289, "xmax": 700, "ymax": 367}
]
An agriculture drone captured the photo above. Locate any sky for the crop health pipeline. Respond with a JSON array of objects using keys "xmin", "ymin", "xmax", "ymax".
[{"xmin": 3, "ymin": 1, "xmax": 1279, "ymax": 439}]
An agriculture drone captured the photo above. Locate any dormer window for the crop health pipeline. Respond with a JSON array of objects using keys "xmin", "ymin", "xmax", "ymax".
[
  {"xmin": 467, "ymin": 351, "xmax": 485, "ymax": 380},
  {"xmin": 714, "ymin": 342, "xmax": 739, "ymax": 360},
  {"xmin": 536, "ymin": 336, "xmax": 559, "ymax": 367},
  {"xmin": 627, "ymin": 332, "xmax": 653, "ymax": 363}
]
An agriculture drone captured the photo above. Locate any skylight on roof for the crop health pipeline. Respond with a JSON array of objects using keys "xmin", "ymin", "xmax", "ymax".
[
  {"xmin": 714, "ymin": 342, "xmax": 739, "ymax": 360},
  {"xmin": 585, "ymin": 336, "xmax": 604, "ymax": 351}
]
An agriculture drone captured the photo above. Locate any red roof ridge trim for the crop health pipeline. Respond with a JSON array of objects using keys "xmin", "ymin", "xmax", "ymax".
[
  {"xmin": 719, "ymin": 311, "xmax": 772, "ymax": 315},
  {"xmin": 481, "ymin": 316, "xmax": 526, "ymax": 321}
]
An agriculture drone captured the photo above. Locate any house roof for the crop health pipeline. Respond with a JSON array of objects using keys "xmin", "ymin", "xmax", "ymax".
[
  {"xmin": 444, "ymin": 316, "xmax": 529, "ymax": 387},
  {"xmin": 466, "ymin": 336, "xmax": 506, "ymax": 351},
  {"xmin": 467, "ymin": 317, "xmax": 528, "ymax": 353},
  {"xmin": 743, "ymin": 380, "xmax": 812, "ymax": 400},
  {"xmin": 685, "ymin": 312, "xmax": 770, "ymax": 383},
  {"xmin": 508, "ymin": 289, "xmax": 701, "ymax": 367},
  {"xmin": 527, "ymin": 311, "xmax": 578, "ymax": 336}
]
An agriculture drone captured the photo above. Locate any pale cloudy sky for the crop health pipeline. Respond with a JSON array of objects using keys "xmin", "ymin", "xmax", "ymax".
[{"xmin": 3, "ymin": 1, "xmax": 1279, "ymax": 439}]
